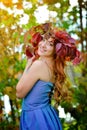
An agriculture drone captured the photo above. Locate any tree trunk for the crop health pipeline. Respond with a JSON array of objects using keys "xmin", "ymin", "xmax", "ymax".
[{"xmin": 78, "ymin": 0, "xmax": 84, "ymax": 52}]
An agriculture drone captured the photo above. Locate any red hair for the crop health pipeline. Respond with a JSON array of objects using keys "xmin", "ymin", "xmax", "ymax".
[{"xmin": 53, "ymin": 56, "xmax": 72, "ymax": 104}]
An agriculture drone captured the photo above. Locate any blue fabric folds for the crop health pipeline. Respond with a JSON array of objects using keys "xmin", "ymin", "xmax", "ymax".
[{"xmin": 20, "ymin": 80, "xmax": 62, "ymax": 130}]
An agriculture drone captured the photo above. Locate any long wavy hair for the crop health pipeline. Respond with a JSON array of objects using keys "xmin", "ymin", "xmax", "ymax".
[
  {"xmin": 53, "ymin": 55, "xmax": 71, "ymax": 104},
  {"xmin": 50, "ymin": 39, "xmax": 72, "ymax": 105}
]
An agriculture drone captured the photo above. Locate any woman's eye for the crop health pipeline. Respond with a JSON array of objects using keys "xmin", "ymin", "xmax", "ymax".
[
  {"xmin": 50, "ymin": 43, "xmax": 53, "ymax": 46},
  {"xmin": 43, "ymin": 39, "xmax": 45, "ymax": 41},
  {"xmin": 49, "ymin": 42, "xmax": 53, "ymax": 46}
]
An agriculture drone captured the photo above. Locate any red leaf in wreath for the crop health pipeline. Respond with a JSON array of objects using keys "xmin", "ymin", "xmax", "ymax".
[
  {"xmin": 31, "ymin": 32, "xmax": 43, "ymax": 47},
  {"xmin": 25, "ymin": 45, "xmax": 34, "ymax": 58},
  {"xmin": 56, "ymin": 43, "xmax": 62, "ymax": 53}
]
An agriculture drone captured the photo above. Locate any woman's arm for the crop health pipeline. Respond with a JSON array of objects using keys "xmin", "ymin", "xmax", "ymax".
[
  {"xmin": 23, "ymin": 56, "xmax": 35, "ymax": 73},
  {"xmin": 16, "ymin": 60, "xmax": 42, "ymax": 98}
]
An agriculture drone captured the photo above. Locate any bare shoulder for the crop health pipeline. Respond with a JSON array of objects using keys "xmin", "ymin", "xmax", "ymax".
[
  {"xmin": 30, "ymin": 60, "xmax": 44, "ymax": 70},
  {"xmin": 27, "ymin": 60, "xmax": 45, "ymax": 77},
  {"xmin": 32, "ymin": 60, "xmax": 51, "ymax": 82},
  {"xmin": 32, "ymin": 59, "xmax": 43, "ymax": 65},
  {"xmin": 29, "ymin": 60, "xmax": 46, "ymax": 79}
]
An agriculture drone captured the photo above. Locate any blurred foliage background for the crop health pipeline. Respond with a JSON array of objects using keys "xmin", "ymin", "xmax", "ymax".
[{"xmin": 0, "ymin": 0, "xmax": 87, "ymax": 130}]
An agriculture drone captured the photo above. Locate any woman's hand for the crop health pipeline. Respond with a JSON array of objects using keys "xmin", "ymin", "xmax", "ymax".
[{"xmin": 24, "ymin": 55, "xmax": 35, "ymax": 73}]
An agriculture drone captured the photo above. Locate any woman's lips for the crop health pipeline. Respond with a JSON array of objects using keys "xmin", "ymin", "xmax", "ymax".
[{"xmin": 39, "ymin": 47, "xmax": 46, "ymax": 53}]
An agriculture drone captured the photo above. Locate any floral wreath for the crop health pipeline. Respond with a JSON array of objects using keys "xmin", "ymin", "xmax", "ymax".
[{"xmin": 24, "ymin": 23, "xmax": 81, "ymax": 65}]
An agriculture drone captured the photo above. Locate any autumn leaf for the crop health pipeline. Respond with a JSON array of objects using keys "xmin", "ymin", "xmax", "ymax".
[
  {"xmin": 43, "ymin": 0, "xmax": 58, "ymax": 4},
  {"xmin": 16, "ymin": 2, "xmax": 23, "ymax": 9},
  {"xmin": 1, "ymin": 0, "xmax": 13, "ymax": 7},
  {"xmin": 3, "ymin": 87, "xmax": 16, "ymax": 100},
  {"xmin": 25, "ymin": 45, "xmax": 34, "ymax": 58},
  {"xmin": 30, "ymin": 0, "xmax": 38, "ymax": 4}
]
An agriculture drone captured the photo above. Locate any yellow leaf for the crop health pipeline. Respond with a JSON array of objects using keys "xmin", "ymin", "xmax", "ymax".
[
  {"xmin": 16, "ymin": 2, "xmax": 23, "ymax": 9},
  {"xmin": 30, "ymin": 0, "xmax": 38, "ymax": 4},
  {"xmin": 7, "ymin": 68, "xmax": 13, "ymax": 75},
  {"xmin": 43, "ymin": 0, "xmax": 58, "ymax": 4},
  {"xmin": 0, "ymin": 100, "xmax": 4, "ymax": 107},
  {"xmin": 1, "ymin": 0, "xmax": 13, "ymax": 7},
  {"xmin": 4, "ymin": 87, "xmax": 16, "ymax": 100}
]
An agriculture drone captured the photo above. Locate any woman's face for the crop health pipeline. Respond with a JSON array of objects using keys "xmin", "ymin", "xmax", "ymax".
[{"xmin": 38, "ymin": 37, "xmax": 55, "ymax": 58}]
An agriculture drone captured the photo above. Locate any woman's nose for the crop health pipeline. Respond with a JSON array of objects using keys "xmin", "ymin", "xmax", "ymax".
[{"xmin": 41, "ymin": 41, "xmax": 46, "ymax": 47}]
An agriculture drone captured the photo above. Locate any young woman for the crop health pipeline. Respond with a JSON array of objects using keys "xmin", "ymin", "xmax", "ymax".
[{"xmin": 16, "ymin": 23, "xmax": 80, "ymax": 130}]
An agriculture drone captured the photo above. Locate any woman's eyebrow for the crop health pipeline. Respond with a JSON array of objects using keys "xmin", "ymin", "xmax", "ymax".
[{"xmin": 48, "ymin": 40, "xmax": 53, "ymax": 43}]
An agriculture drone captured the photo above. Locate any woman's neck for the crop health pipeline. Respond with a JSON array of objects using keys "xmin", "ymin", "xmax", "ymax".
[
  {"xmin": 40, "ymin": 56, "xmax": 54, "ymax": 63},
  {"xmin": 39, "ymin": 56, "xmax": 54, "ymax": 71},
  {"xmin": 39, "ymin": 56, "xmax": 55, "ymax": 83}
]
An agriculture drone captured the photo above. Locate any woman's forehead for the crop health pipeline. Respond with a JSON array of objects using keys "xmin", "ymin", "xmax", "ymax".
[{"xmin": 42, "ymin": 34, "xmax": 54, "ymax": 40}]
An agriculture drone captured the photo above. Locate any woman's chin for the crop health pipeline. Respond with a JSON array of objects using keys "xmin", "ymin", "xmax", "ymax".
[{"xmin": 37, "ymin": 51, "xmax": 43, "ymax": 56}]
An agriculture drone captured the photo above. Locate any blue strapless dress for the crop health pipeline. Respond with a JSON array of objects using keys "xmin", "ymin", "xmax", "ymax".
[{"xmin": 20, "ymin": 80, "xmax": 62, "ymax": 130}]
